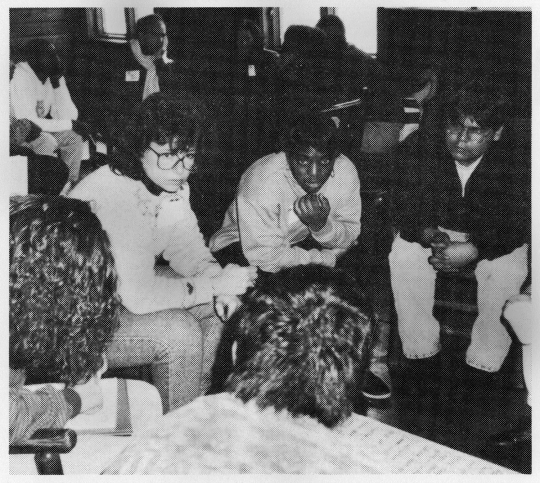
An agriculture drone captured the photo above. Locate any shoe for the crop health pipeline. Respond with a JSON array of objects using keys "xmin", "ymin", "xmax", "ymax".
[
  {"xmin": 487, "ymin": 419, "xmax": 531, "ymax": 448},
  {"xmin": 361, "ymin": 371, "xmax": 391, "ymax": 400}
]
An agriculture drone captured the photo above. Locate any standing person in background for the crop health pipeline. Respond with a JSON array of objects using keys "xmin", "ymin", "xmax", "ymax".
[
  {"xmin": 69, "ymin": 93, "xmax": 256, "ymax": 413},
  {"xmin": 316, "ymin": 13, "xmax": 383, "ymax": 103},
  {"xmin": 10, "ymin": 39, "xmax": 88, "ymax": 184}
]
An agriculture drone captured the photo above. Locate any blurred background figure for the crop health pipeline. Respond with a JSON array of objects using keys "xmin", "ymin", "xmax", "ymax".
[{"xmin": 10, "ymin": 39, "xmax": 88, "ymax": 184}]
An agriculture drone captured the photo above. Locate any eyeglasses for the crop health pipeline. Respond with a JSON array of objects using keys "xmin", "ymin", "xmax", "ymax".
[
  {"xmin": 446, "ymin": 124, "xmax": 493, "ymax": 143},
  {"xmin": 148, "ymin": 146, "xmax": 197, "ymax": 172}
]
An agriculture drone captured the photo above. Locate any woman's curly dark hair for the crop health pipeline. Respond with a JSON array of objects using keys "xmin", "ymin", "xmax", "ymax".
[
  {"xmin": 10, "ymin": 195, "xmax": 120, "ymax": 386},
  {"xmin": 225, "ymin": 265, "xmax": 373, "ymax": 428},
  {"xmin": 110, "ymin": 93, "xmax": 203, "ymax": 180}
]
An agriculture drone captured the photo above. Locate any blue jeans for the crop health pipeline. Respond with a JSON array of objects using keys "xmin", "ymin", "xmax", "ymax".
[{"xmin": 105, "ymin": 303, "xmax": 223, "ymax": 413}]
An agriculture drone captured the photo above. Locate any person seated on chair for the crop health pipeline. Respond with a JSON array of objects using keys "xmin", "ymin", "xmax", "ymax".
[
  {"xmin": 69, "ymin": 93, "xmax": 256, "ymax": 413},
  {"xmin": 9, "ymin": 195, "xmax": 120, "ymax": 444},
  {"xmin": 10, "ymin": 59, "xmax": 69, "ymax": 195},
  {"xmin": 103, "ymin": 265, "xmax": 395, "ymax": 475},
  {"xmin": 389, "ymin": 78, "xmax": 529, "ymax": 382},
  {"xmin": 10, "ymin": 40, "xmax": 89, "ymax": 184},
  {"xmin": 128, "ymin": 13, "xmax": 173, "ymax": 101},
  {"xmin": 487, "ymin": 283, "xmax": 532, "ymax": 449},
  {"xmin": 210, "ymin": 111, "xmax": 391, "ymax": 400}
]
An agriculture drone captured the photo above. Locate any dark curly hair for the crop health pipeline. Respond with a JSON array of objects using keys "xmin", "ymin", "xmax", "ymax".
[
  {"xmin": 225, "ymin": 265, "xmax": 373, "ymax": 428},
  {"xmin": 445, "ymin": 77, "xmax": 512, "ymax": 131},
  {"xmin": 110, "ymin": 93, "xmax": 202, "ymax": 180},
  {"xmin": 10, "ymin": 195, "xmax": 120, "ymax": 386},
  {"xmin": 280, "ymin": 111, "xmax": 339, "ymax": 159}
]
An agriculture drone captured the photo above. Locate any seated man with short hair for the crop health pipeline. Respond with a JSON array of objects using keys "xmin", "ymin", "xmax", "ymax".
[
  {"xmin": 126, "ymin": 13, "xmax": 173, "ymax": 101},
  {"xmin": 390, "ymin": 79, "xmax": 529, "ymax": 381},
  {"xmin": 103, "ymin": 265, "xmax": 394, "ymax": 474},
  {"xmin": 10, "ymin": 40, "xmax": 87, "ymax": 183}
]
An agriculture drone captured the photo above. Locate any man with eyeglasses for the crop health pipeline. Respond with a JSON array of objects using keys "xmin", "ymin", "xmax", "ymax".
[{"xmin": 389, "ymin": 79, "xmax": 529, "ymax": 390}]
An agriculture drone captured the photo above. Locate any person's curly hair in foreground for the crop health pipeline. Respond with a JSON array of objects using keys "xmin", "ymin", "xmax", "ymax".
[
  {"xmin": 225, "ymin": 264, "xmax": 374, "ymax": 428},
  {"xmin": 10, "ymin": 195, "xmax": 120, "ymax": 386}
]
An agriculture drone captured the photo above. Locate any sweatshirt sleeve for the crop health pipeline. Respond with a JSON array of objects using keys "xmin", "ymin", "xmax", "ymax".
[
  {"xmin": 237, "ymin": 192, "xmax": 336, "ymax": 273},
  {"xmin": 49, "ymin": 77, "xmax": 79, "ymax": 122},
  {"xmin": 164, "ymin": 194, "xmax": 222, "ymax": 279},
  {"xmin": 9, "ymin": 385, "xmax": 76, "ymax": 444},
  {"xmin": 10, "ymin": 71, "xmax": 75, "ymax": 132},
  {"xmin": 311, "ymin": 160, "xmax": 361, "ymax": 252}
]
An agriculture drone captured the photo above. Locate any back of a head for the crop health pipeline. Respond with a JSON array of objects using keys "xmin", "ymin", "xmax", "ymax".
[
  {"xmin": 225, "ymin": 265, "xmax": 373, "ymax": 428},
  {"xmin": 316, "ymin": 14, "xmax": 346, "ymax": 48},
  {"xmin": 281, "ymin": 25, "xmax": 326, "ymax": 58},
  {"xmin": 281, "ymin": 111, "xmax": 339, "ymax": 157},
  {"xmin": 445, "ymin": 77, "xmax": 512, "ymax": 131},
  {"xmin": 9, "ymin": 195, "xmax": 119, "ymax": 386}
]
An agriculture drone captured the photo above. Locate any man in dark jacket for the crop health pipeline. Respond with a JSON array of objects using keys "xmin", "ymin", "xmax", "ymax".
[{"xmin": 389, "ymin": 79, "xmax": 529, "ymax": 376}]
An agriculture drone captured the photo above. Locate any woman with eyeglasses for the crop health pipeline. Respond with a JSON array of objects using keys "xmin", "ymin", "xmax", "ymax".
[{"xmin": 69, "ymin": 93, "xmax": 256, "ymax": 414}]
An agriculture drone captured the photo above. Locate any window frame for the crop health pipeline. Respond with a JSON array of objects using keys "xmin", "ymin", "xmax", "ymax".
[{"xmin": 86, "ymin": 8, "xmax": 136, "ymax": 42}]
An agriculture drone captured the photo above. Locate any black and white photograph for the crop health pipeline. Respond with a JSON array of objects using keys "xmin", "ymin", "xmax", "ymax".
[{"xmin": 6, "ymin": 0, "xmax": 535, "ymax": 477}]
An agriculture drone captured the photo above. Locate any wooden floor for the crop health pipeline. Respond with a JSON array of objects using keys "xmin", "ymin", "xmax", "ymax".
[{"xmin": 367, "ymin": 324, "xmax": 531, "ymax": 474}]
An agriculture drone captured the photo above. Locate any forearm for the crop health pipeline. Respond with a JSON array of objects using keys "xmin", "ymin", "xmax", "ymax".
[
  {"xmin": 310, "ymin": 217, "xmax": 360, "ymax": 250},
  {"xmin": 118, "ymin": 270, "xmax": 215, "ymax": 314},
  {"xmin": 246, "ymin": 243, "xmax": 336, "ymax": 273},
  {"xmin": 9, "ymin": 386, "xmax": 79, "ymax": 444}
]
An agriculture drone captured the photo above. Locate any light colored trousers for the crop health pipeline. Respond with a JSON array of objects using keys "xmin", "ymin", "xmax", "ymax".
[
  {"xmin": 503, "ymin": 294, "xmax": 531, "ymax": 405},
  {"xmin": 25, "ymin": 130, "xmax": 84, "ymax": 182},
  {"xmin": 389, "ymin": 235, "xmax": 528, "ymax": 372}
]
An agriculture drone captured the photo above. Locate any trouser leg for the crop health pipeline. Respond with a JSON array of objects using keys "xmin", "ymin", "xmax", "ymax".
[
  {"xmin": 466, "ymin": 244, "xmax": 528, "ymax": 372},
  {"xmin": 106, "ymin": 306, "xmax": 204, "ymax": 413},
  {"xmin": 389, "ymin": 235, "xmax": 440, "ymax": 359},
  {"xmin": 503, "ymin": 292, "xmax": 531, "ymax": 405},
  {"xmin": 52, "ymin": 130, "xmax": 84, "ymax": 182},
  {"xmin": 189, "ymin": 303, "xmax": 224, "ymax": 395},
  {"xmin": 25, "ymin": 132, "xmax": 58, "ymax": 157}
]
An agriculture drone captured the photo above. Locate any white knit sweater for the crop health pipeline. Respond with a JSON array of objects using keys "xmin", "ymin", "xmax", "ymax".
[{"xmin": 69, "ymin": 166, "xmax": 222, "ymax": 314}]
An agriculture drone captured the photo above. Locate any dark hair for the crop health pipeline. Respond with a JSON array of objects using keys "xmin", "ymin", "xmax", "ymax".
[
  {"xmin": 22, "ymin": 38, "xmax": 56, "ymax": 59},
  {"xmin": 10, "ymin": 195, "xmax": 120, "ymax": 386},
  {"xmin": 445, "ymin": 78, "xmax": 512, "ymax": 131},
  {"xmin": 110, "ymin": 93, "xmax": 202, "ymax": 180},
  {"xmin": 281, "ymin": 25, "xmax": 326, "ymax": 58},
  {"xmin": 225, "ymin": 265, "xmax": 373, "ymax": 428},
  {"xmin": 237, "ymin": 19, "xmax": 264, "ymax": 51},
  {"xmin": 135, "ymin": 13, "xmax": 165, "ymax": 38},
  {"xmin": 280, "ymin": 111, "xmax": 339, "ymax": 158},
  {"xmin": 316, "ymin": 14, "xmax": 346, "ymax": 45}
]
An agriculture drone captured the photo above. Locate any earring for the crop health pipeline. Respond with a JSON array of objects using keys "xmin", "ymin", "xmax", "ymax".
[{"xmin": 331, "ymin": 169, "xmax": 335, "ymax": 178}]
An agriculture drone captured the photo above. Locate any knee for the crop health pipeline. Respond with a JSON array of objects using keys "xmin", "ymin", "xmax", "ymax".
[{"xmin": 153, "ymin": 309, "xmax": 203, "ymax": 352}]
